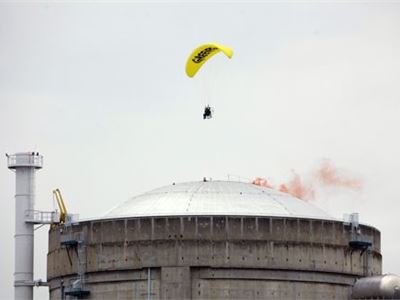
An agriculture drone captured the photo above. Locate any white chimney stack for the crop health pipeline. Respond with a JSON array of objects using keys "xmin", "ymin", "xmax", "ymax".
[{"xmin": 7, "ymin": 152, "xmax": 43, "ymax": 300}]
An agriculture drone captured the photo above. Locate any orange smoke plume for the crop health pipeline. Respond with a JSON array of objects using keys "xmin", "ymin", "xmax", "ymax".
[
  {"xmin": 278, "ymin": 172, "xmax": 315, "ymax": 201},
  {"xmin": 252, "ymin": 177, "xmax": 274, "ymax": 188},
  {"xmin": 314, "ymin": 160, "xmax": 362, "ymax": 190},
  {"xmin": 252, "ymin": 159, "xmax": 362, "ymax": 201},
  {"xmin": 252, "ymin": 173, "xmax": 314, "ymax": 201}
]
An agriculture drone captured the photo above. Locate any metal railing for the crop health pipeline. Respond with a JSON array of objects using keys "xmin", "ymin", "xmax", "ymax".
[
  {"xmin": 25, "ymin": 210, "xmax": 60, "ymax": 224},
  {"xmin": 60, "ymin": 230, "xmax": 90, "ymax": 298},
  {"xmin": 7, "ymin": 153, "xmax": 43, "ymax": 169},
  {"xmin": 63, "ymin": 276, "xmax": 90, "ymax": 298}
]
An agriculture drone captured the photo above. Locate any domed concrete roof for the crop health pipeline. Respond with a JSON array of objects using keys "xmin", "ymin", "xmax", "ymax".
[{"xmin": 104, "ymin": 180, "xmax": 334, "ymax": 220}]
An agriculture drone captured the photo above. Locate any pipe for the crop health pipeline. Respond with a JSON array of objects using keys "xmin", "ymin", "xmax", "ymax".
[{"xmin": 147, "ymin": 267, "xmax": 151, "ymax": 300}]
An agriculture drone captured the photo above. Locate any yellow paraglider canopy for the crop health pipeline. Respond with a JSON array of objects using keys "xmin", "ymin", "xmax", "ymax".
[{"xmin": 185, "ymin": 43, "xmax": 233, "ymax": 78}]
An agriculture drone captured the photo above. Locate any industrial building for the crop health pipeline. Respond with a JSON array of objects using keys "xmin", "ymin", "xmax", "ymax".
[
  {"xmin": 47, "ymin": 182, "xmax": 382, "ymax": 299},
  {"xmin": 7, "ymin": 152, "xmax": 400, "ymax": 299}
]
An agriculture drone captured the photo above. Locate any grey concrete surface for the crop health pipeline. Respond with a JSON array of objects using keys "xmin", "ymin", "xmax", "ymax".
[{"xmin": 47, "ymin": 216, "xmax": 381, "ymax": 299}]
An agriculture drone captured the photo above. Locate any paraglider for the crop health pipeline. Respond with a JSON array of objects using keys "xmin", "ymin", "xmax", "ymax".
[
  {"xmin": 185, "ymin": 43, "xmax": 233, "ymax": 119},
  {"xmin": 203, "ymin": 105, "xmax": 213, "ymax": 119}
]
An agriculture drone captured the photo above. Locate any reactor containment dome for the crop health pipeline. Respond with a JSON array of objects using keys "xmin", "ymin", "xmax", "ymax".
[
  {"xmin": 104, "ymin": 181, "xmax": 333, "ymax": 220},
  {"xmin": 47, "ymin": 180, "xmax": 382, "ymax": 300}
]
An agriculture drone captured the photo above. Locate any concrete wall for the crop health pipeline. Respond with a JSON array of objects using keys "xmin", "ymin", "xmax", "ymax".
[{"xmin": 47, "ymin": 216, "xmax": 382, "ymax": 299}]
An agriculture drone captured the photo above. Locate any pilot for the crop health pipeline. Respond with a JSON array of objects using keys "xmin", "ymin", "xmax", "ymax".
[{"xmin": 203, "ymin": 105, "xmax": 212, "ymax": 119}]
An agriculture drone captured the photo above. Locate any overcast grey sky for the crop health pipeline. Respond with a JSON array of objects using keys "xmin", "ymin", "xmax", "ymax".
[{"xmin": 1, "ymin": 2, "xmax": 400, "ymax": 299}]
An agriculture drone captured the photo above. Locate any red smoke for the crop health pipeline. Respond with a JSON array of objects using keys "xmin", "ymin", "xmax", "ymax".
[
  {"xmin": 315, "ymin": 160, "xmax": 362, "ymax": 190},
  {"xmin": 278, "ymin": 172, "xmax": 315, "ymax": 201},
  {"xmin": 253, "ymin": 173, "xmax": 315, "ymax": 201},
  {"xmin": 252, "ymin": 177, "xmax": 274, "ymax": 188},
  {"xmin": 252, "ymin": 160, "xmax": 362, "ymax": 201}
]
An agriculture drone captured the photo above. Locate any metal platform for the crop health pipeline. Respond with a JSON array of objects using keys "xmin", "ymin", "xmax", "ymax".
[
  {"xmin": 25, "ymin": 210, "xmax": 60, "ymax": 224},
  {"xmin": 7, "ymin": 152, "xmax": 43, "ymax": 169},
  {"xmin": 64, "ymin": 288, "xmax": 90, "ymax": 299},
  {"xmin": 64, "ymin": 277, "xmax": 90, "ymax": 299},
  {"xmin": 60, "ymin": 239, "xmax": 79, "ymax": 247},
  {"xmin": 349, "ymin": 240, "xmax": 372, "ymax": 249}
]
